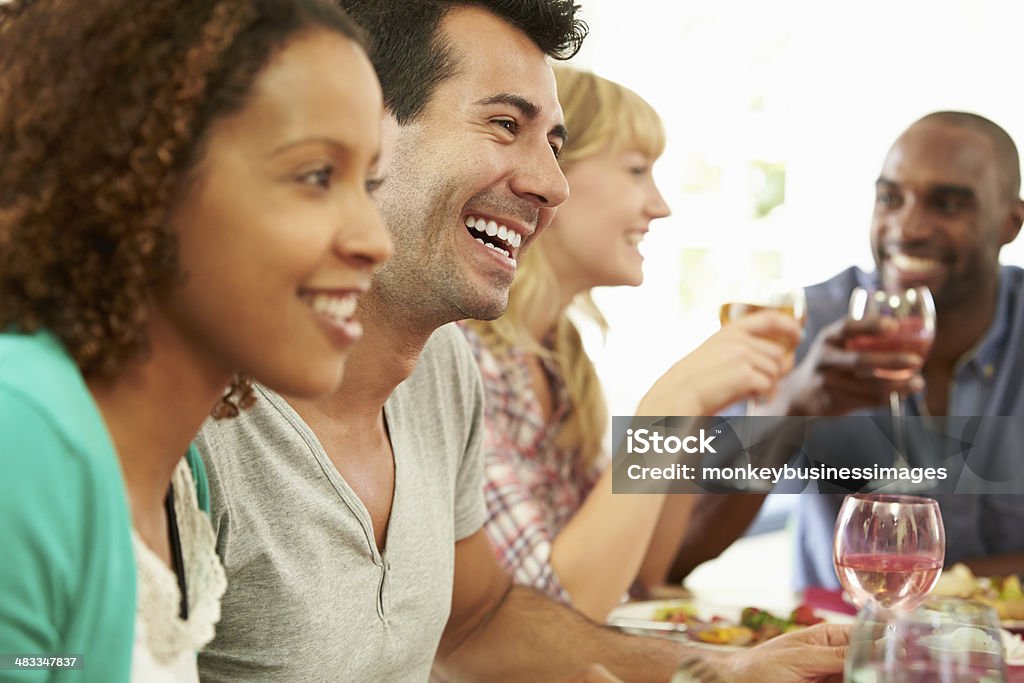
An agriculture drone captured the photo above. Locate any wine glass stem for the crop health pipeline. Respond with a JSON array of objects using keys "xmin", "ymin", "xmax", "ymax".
[{"xmin": 889, "ymin": 390, "xmax": 906, "ymax": 461}]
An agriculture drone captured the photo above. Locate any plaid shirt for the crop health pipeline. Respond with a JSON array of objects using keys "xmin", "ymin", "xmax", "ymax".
[{"xmin": 460, "ymin": 324, "xmax": 601, "ymax": 604}]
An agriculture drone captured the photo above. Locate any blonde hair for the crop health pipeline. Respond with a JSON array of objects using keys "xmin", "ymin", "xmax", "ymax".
[{"xmin": 467, "ymin": 66, "xmax": 665, "ymax": 467}]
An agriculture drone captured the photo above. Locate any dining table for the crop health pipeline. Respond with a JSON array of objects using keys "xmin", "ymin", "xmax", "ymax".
[{"xmin": 610, "ymin": 583, "xmax": 1024, "ymax": 682}]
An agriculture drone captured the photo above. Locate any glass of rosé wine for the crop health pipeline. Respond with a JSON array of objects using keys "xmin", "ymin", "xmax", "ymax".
[
  {"xmin": 834, "ymin": 493, "xmax": 945, "ymax": 611},
  {"xmin": 847, "ymin": 286, "xmax": 936, "ymax": 418}
]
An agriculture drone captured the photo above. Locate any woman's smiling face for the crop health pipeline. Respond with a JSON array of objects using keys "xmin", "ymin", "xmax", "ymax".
[
  {"xmin": 544, "ymin": 147, "xmax": 670, "ymax": 293},
  {"xmin": 160, "ymin": 30, "xmax": 392, "ymax": 399}
]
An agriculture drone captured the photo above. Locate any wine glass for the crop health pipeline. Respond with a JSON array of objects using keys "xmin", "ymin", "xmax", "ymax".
[
  {"xmin": 833, "ymin": 493, "xmax": 945, "ymax": 611},
  {"xmin": 847, "ymin": 286, "xmax": 936, "ymax": 415},
  {"xmin": 847, "ymin": 286, "xmax": 935, "ymax": 464},
  {"xmin": 719, "ymin": 280, "xmax": 807, "ymax": 417},
  {"xmin": 845, "ymin": 596, "xmax": 1007, "ymax": 682}
]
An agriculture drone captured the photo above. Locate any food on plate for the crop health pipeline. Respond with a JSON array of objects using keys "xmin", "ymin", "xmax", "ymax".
[
  {"xmin": 652, "ymin": 603, "xmax": 698, "ymax": 624},
  {"xmin": 932, "ymin": 563, "xmax": 1024, "ymax": 621},
  {"xmin": 695, "ymin": 625, "xmax": 756, "ymax": 646},
  {"xmin": 651, "ymin": 603, "xmax": 824, "ymax": 646}
]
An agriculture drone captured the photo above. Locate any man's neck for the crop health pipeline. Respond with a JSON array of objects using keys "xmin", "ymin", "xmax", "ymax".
[{"xmin": 927, "ymin": 275, "xmax": 1001, "ymax": 372}]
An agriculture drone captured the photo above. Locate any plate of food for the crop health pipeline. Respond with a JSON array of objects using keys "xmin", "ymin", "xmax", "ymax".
[
  {"xmin": 607, "ymin": 599, "xmax": 847, "ymax": 649},
  {"xmin": 932, "ymin": 563, "xmax": 1024, "ymax": 631}
]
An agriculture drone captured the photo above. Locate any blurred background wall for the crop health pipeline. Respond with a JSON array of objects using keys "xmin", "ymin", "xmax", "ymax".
[{"xmin": 565, "ymin": 0, "xmax": 1024, "ymax": 424}]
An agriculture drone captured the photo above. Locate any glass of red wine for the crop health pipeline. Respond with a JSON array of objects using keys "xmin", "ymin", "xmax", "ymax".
[
  {"xmin": 845, "ymin": 596, "xmax": 1007, "ymax": 683},
  {"xmin": 833, "ymin": 493, "xmax": 945, "ymax": 611}
]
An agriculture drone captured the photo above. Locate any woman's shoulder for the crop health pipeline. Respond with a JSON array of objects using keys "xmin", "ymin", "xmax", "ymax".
[
  {"xmin": 0, "ymin": 333, "xmax": 135, "ymax": 679},
  {"xmin": 0, "ymin": 330, "xmax": 129, "ymax": 562},
  {"xmin": 0, "ymin": 330, "xmax": 116, "ymax": 463},
  {"xmin": 0, "ymin": 330, "xmax": 77, "ymax": 396}
]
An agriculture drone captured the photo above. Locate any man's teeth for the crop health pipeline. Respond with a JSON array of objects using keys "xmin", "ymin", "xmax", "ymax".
[
  {"xmin": 473, "ymin": 237, "xmax": 511, "ymax": 259},
  {"xmin": 891, "ymin": 253, "xmax": 940, "ymax": 273},
  {"xmin": 306, "ymin": 293, "xmax": 357, "ymax": 323},
  {"xmin": 464, "ymin": 215, "xmax": 523, "ymax": 248},
  {"xmin": 626, "ymin": 233, "xmax": 644, "ymax": 247}
]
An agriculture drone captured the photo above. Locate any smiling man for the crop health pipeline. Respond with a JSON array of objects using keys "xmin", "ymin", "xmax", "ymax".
[
  {"xmin": 194, "ymin": 2, "xmax": 848, "ymax": 681},
  {"xmin": 668, "ymin": 111, "xmax": 1024, "ymax": 590}
]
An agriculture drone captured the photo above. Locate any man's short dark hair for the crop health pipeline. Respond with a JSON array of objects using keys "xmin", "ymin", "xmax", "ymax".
[
  {"xmin": 338, "ymin": 0, "xmax": 587, "ymax": 124},
  {"xmin": 916, "ymin": 111, "xmax": 1022, "ymax": 200}
]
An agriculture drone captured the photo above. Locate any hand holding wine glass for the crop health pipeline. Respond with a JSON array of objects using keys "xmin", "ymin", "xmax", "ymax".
[
  {"xmin": 637, "ymin": 310, "xmax": 802, "ymax": 417},
  {"xmin": 833, "ymin": 493, "xmax": 945, "ymax": 611},
  {"xmin": 719, "ymin": 280, "xmax": 807, "ymax": 414}
]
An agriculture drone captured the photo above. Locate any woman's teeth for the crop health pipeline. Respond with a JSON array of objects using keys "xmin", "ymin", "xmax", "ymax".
[{"xmin": 304, "ymin": 292, "xmax": 357, "ymax": 324}]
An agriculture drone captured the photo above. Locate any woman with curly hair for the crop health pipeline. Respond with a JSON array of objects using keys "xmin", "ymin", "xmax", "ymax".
[
  {"xmin": 0, "ymin": 0, "xmax": 390, "ymax": 679},
  {"xmin": 461, "ymin": 66, "xmax": 802, "ymax": 621}
]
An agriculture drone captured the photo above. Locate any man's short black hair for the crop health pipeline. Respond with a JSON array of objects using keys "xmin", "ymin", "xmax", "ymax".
[
  {"xmin": 338, "ymin": 0, "xmax": 587, "ymax": 124},
  {"xmin": 916, "ymin": 111, "xmax": 1021, "ymax": 200}
]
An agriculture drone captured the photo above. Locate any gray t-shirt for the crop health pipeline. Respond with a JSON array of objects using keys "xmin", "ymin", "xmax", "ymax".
[{"xmin": 195, "ymin": 324, "xmax": 488, "ymax": 682}]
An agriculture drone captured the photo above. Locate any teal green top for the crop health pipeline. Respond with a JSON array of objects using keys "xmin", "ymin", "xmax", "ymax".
[
  {"xmin": 186, "ymin": 445, "xmax": 210, "ymax": 515},
  {"xmin": 0, "ymin": 331, "xmax": 135, "ymax": 682}
]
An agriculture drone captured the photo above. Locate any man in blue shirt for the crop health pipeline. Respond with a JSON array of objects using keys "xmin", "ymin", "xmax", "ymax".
[{"xmin": 669, "ymin": 111, "xmax": 1024, "ymax": 587}]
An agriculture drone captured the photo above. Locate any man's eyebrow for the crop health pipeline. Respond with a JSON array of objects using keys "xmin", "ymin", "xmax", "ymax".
[
  {"xmin": 476, "ymin": 93, "xmax": 568, "ymax": 143},
  {"xmin": 477, "ymin": 93, "xmax": 538, "ymax": 117},
  {"xmin": 876, "ymin": 177, "xmax": 976, "ymax": 201},
  {"xmin": 929, "ymin": 184, "xmax": 976, "ymax": 199}
]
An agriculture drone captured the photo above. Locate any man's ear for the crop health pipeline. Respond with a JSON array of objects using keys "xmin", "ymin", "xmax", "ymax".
[{"xmin": 1001, "ymin": 197, "xmax": 1024, "ymax": 246}]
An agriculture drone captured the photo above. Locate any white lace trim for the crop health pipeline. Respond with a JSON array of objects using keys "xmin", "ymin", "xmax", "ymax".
[{"xmin": 132, "ymin": 458, "xmax": 227, "ymax": 665}]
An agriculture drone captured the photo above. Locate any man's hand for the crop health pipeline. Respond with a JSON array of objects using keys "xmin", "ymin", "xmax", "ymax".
[
  {"xmin": 776, "ymin": 317, "xmax": 924, "ymax": 416},
  {"xmin": 717, "ymin": 623, "xmax": 850, "ymax": 683},
  {"xmin": 437, "ymin": 531, "xmax": 849, "ymax": 683}
]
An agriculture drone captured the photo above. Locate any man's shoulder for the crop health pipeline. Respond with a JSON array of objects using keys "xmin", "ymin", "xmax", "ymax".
[
  {"xmin": 1000, "ymin": 264, "xmax": 1024, "ymax": 293},
  {"xmin": 799, "ymin": 266, "xmax": 874, "ymax": 337},
  {"xmin": 805, "ymin": 266, "xmax": 874, "ymax": 302},
  {"xmin": 424, "ymin": 322, "xmax": 478, "ymax": 365},
  {"xmin": 403, "ymin": 323, "xmax": 481, "ymax": 392}
]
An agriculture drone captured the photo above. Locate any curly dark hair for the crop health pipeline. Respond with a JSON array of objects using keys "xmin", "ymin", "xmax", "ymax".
[
  {"xmin": 338, "ymin": 0, "xmax": 588, "ymax": 124},
  {"xmin": 0, "ymin": 0, "xmax": 365, "ymax": 417}
]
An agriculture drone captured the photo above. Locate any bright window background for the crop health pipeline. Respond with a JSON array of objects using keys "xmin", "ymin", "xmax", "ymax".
[{"xmin": 565, "ymin": 0, "xmax": 1024, "ymax": 421}]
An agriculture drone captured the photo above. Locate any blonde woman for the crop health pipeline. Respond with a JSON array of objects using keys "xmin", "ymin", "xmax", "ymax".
[{"xmin": 460, "ymin": 66, "xmax": 801, "ymax": 621}]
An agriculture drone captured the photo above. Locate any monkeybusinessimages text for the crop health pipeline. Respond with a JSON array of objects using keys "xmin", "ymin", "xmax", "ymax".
[{"xmin": 622, "ymin": 427, "xmax": 949, "ymax": 486}]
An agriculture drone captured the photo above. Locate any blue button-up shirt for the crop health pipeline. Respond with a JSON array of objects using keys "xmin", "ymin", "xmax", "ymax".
[{"xmin": 792, "ymin": 265, "xmax": 1024, "ymax": 588}]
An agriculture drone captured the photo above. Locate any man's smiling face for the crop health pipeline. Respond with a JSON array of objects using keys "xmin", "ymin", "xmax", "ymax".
[
  {"xmin": 871, "ymin": 121, "xmax": 1017, "ymax": 310},
  {"xmin": 369, "ymin": 5, "xmax": 569, "ymax": 325}
]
